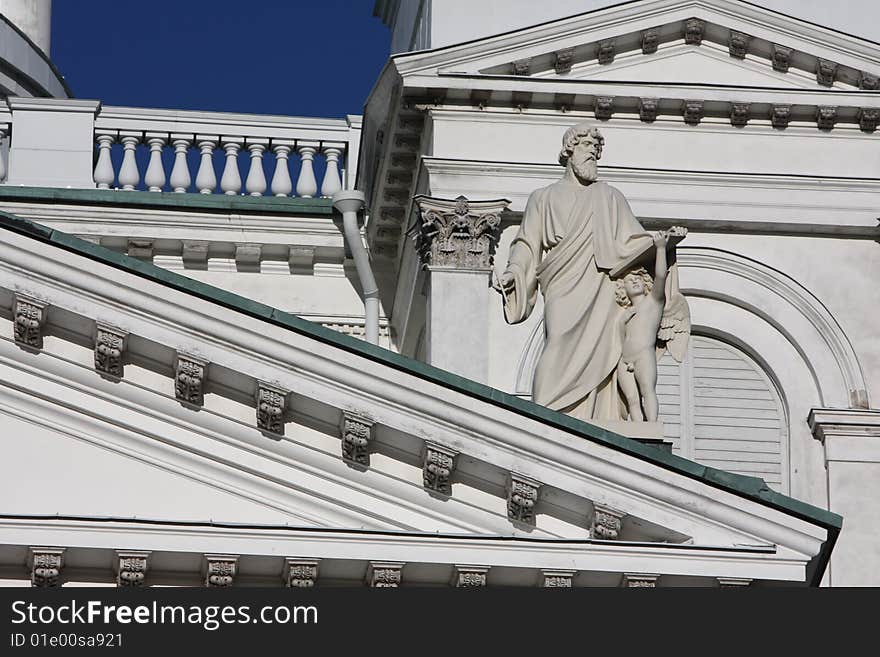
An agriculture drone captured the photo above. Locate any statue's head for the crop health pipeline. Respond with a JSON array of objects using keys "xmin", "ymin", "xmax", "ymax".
[
  {"xmin": 558, "ymin": 123, "xmax": 604, "ymax": 184},
  {"xmin": 614, "ymin": 267, "xmax": 653, "ymax": 307}
]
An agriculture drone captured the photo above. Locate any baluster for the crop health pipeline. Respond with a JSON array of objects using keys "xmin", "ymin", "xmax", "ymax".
[
  {"xmin": 195, "ymin": 137, "xmax": 218, "ymax": 194},
  {"xmin": 118, "ymin": 132, "xmax": 142, "ymax": 191},
  {"xmin": 295, "ymin": 141, "xmax": 319, "ymax": 198},
  {"xmin": 320, "ymin": 143, "xmax": 344, "ymax": 197},
  {"xmin": 245, "ymin": 140, "xmax": 268, "ymax": 196},
  {"xmin": 144, "ymin": 133, "xmax": 167, "ymax": 192},
  {"xmin": 220, "ymin": 138, "xmax": 243, "ymax": 195},
  {"xmin": 270, "ymin": 141, "xmax": 293, "ymax": 197},
  {"xmin": 94, "ymin": 132, "xmax": 116, "ymax": 189},
  {"xmin": 169, "ymin": 134, "xmax": 192, "ymax": 193}
]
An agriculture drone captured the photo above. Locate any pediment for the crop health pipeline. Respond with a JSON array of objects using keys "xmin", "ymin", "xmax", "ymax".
[
  {"xmin": 395, "ymin": 0, "xmax": 880, "ymax": 91},
  {"xmin": 0, "ymin": 210, "xmax": 840, "ymax": 584}
]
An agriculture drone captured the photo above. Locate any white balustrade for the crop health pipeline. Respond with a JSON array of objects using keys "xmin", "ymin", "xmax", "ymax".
[
  {"xmin": 245, "ymin": 140, "xmax": 268, "ymax": 196},
  {"xmin": 296, "ymin": 142, "xmax": 319, "ymax": 198},
  {"xmin": 270, "ymin": 142, "xmax": 293, "ymax": 197},
  {"xmin": 220, "ymin": 139, "xmax": 243, "ymax": 195},
  {"xmin": 93, "ymin": 132, "xmax": 115, "ymax": 189},
  {"xmin": 144, "ymin": 133, "xmax": 167, "ymax": 192},
  {"xmin": 169, "ymin": 134, "xmax": 192, "ymax": 193},
  {"xmin": 195, "ymin": 138, "xmax": 218, "ymax": 194},
  {"xmin": 89, "ymin": 108, "xmax": 358, "ymax": 197},
  {"xmin": 118, "ymin": 132, "xmax": 141, "ymax": 191}
]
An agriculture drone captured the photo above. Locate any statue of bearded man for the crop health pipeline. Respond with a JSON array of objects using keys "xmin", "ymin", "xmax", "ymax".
[{"xmin": 496, "ymin": 123, "xmax": 688, "ymax": 422}]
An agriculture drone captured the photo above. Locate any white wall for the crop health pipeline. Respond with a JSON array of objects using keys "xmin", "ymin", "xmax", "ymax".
[{"xmin": 0, "ymin": 0, "xmax": 51, "ymax": 54}]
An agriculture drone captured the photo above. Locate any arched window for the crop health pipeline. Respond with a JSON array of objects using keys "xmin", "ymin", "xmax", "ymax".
[{"xmin": 658, "ymin": 336, "xmax": 789, "ymax": 493}]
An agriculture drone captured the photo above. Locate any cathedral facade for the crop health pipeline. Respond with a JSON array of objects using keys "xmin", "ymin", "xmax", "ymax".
[{"xmin": 0, "ymin": 0, "xmax": 877, "ymax": 587}]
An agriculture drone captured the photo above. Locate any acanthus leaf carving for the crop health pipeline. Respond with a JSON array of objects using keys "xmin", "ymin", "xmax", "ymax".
[
  {"xmin": 367, "ymin": 562, "xmax": 403, "ymax": 588},
  {"xmin": 506, "ymin": 473, "xmax": 541, "ymax": 524},
  {"xmin": 771, "ymin": 104, "xmax": 792, "ymax": 129},
  {"xmin": 423, "ymin": 442, "xmax": 457, "ymax": 495},
  {"xmin": 413, "ymin": 195, "xmax": 508, "ymax": 269},
  {"xmin": 256, "ymin": 382, "xmax": 287, "ymax": 434},
  {"xmin": 30, "ymin": 548, "xmax": 64, "ymax": 588},
  {"xmin": 590, "ymin": 504, "xmax": 626, "ymax": 540},
  {"xmin": 340, "ymin": 411, "xmax": 373, "ymax": 466},
  {"xmin": 771, "ymin": 45, "xmax": 793, "ymax": 73},
  {"xmin": 728, "ymin": 31, "xmax": 750, "ymax": 59},
  {"xmin": 94, "ymin": 323, "xmax": 128, "ymax": 377},
  {"xmin": 641, "ymin": 28, "xmax": 660, "ymax": 54},
  {"xmin": 684, "ymin": 18, "xmax": 704, "ymax": 45},
  {"xmin": 597, "ymin": 39, "xmax": 615, "ymax": 65},
  {"xmin": 205, "ymin": 555, "xmax": 237, "ymax": 587},
  {"xmin": 638, "ymin": 98, "xmax": 659, "ymax": 122},
  {"xmin": 13, "ymin": 294, "xmax": 47, "ymax": 349},
  {"xmin": 595, "ymin": 96, "xmax": 614, "ymax": 121},
  {"xmin": 285, "ymin": 558, "xmax": 319, "ymax": 588},
  {"xmin": 117, "ymin": 551, "xmax": 150, "ymax": 587},
  {"xmin": 174, "ymin": 353, "xmax": 207, "ymax": 406}
]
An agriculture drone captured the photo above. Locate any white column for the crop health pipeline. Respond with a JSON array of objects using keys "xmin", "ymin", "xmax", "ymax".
[
  {"xmin": 414, "ymin": 195, "xmax": 510, "ymax": 383},
  {"xmin": 220, "ymin": 138, "xmax": 243, "ymax": 195},
  {"xmin": 245, "ymin": 140, "xmax": 268, "ymax": 196},
  {"xmin": 195, "ymin": 137, "xmax": 218, "ymax": 194},
  {"xmin": 270, "ymin": 141, "xmax": 293, "ymax": 197},
  {"xmin": 118, "ymin": 132, "xmax": 141, "ymax": 191},
  {"xmin": 169, "ymin": 134, "xmax": 192, "ymax": 193},
  {"xmin": 93, "ymin": 132, "xmax": 115, "ymax": 189},
  {"xmin": 295, "ymin": 141, "xmax": 319, "ymax": 198},
  {"xmin": 809, "ymin": 408, "xmax": 880, "ymax": 586},
  {"xmin": 144, "ymin": 133, "xmax": 167, "ymax": 192},
  {"xmin": 320, "ymin": 143, "xmax": 344, "ymax": 198}
]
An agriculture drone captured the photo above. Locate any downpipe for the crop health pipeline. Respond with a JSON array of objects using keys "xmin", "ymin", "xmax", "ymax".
[{"xmin": 332, "ymin": 190, "xmax": 379, "ymax": 345}]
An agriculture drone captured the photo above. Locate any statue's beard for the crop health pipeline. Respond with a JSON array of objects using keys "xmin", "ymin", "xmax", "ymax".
[{"xmin": 570, "ymin": 159, "xmax": 598, "ymax": 183}]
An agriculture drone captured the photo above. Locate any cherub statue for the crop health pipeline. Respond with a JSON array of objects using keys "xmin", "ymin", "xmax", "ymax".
[{"xmin": 614, "ymin": 227, "xmax": 690, "ymax": 422}]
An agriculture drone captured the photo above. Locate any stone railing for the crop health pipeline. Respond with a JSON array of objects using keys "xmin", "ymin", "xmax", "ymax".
[{"xmin": 0, "ymin": 98, "xmax": 361, "ymax": 196}]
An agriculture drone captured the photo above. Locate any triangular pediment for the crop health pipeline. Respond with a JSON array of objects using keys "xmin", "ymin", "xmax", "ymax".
[
  {"xmin": 394, "ymin": 0, "xmax": 880, "ymax": 91},
  {"xmin": 0, "ymin": 210, "xmax": 839, "ymax": 584}
]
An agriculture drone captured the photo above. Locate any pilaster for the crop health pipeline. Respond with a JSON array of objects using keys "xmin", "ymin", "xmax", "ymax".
[{"xmin": 413, "ymin": 194, "xmax": 509, "ymax": 383}]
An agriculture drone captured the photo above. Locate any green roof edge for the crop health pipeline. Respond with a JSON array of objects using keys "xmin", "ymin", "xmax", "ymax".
[
  {"xmin": 0, "ymin": 186, "xmax": 335, "ymax": 215},
  {"xmin": 0, "ymin": 203, "xmax": 842, "ymax": 583}
]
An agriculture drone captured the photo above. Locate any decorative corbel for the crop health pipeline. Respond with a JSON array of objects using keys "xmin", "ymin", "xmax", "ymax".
[
  {"xmin": 13, "ymin": 294, "xmax": 47, "ymax": 350},
  {"xmin": 597, "ymin": 39, "xmax": 615, "ymax": 65},
  {"xmin": 771, "ymin": 45, "xmax": 793, "ymax": 73},
  {"xmin": 30, "ymin": 548, "xmax": 64, "ymax": 588},
  {"xmin": 730, "ymin": 102, "xmax": 751, "ymax": 127},
  {"xmin": 256, "ymin": 382, "xmax": 288, "ymax": 434},
  {"xmin": 728, "ymin": 31, "xmax": 750, "ymax": 59},
  {"xmin": 506, "ymin": 473, "xmax": 541, "ymax": 524},
  {"xmin": 641, "ymin": 28, "xmax": 660, "ymax": 54},
  {"xmin": 284, "ymin": 558, "xmax": 319, "ymax": 587},
  {"xmin": 452, "ymin": 565, "xmax": 489, "ymax": 588},
  {"xmin": 590, "ymin": 504, "xmax": 626, "ymax": 540},
  {"xmin": 595, "ymin": 96, "xmax": 614, "ymax": 121},
  {"xmin": 174, "ymin": 353, "xmax": 208, "ymax": 406},
  {"xmin": 367, "ymin": 562, "xmax": 404, "ymax": 587},
  {"xmin": 116, "ymin": 551, "xmax": 150, "ymax": 587},
  {"xmin": 639, "ymin": 98, "xmax": 659, "ymax": 122},
  {"xmin": 423, "ymin": 442, "xmax": 457, "ymax": 495},
  {"xmin": 816, "ymin": 59, "xmax": 838, "ymax": 87},
  {"xmin": 771, "ymin": 104, "xmax": 792, "ymax": 129},
  {"xmin": 94, "ymin": 323, "xmax": 128, "ymax": 378},
  {"xmin": 204, "ymin": 555, "xmax": 238, "ymax": 587},
  {"xmin": 683, "ymin": 100, "xmax": 704, "ymax": 126},
  {"xmin": 541, "ymin": 570, "xmax": 576, "ymax": 587},
  {"xmin": 816, "ymin": 106, "xmax": 837, "ymax": 131},
  {"xmin": 684, "ymin": 18, "xmax": 704, "ymax": 45},
  {"xmin": 858, "ymin": 108, "xmax": 879, "ymax": 133},
  {"xmin": 340, "ymin": 411, "xmax": 374, "ymax": 466},
  {"xmin": 624, "ymin": 573, "xmax": 659, "ymax": 587}
]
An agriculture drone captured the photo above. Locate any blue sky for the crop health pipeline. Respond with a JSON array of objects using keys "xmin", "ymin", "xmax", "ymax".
[{"xmin": 51, "ymin": 1, "xmax": 391, "ymax": 118}]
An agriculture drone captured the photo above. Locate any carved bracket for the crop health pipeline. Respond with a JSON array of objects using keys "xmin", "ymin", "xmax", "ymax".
[
  {"xmin": 541, "ymin": 570, "xmax": 576, "ymax": 587},
  {"xmin": 595, "ymin": 96, "xmax": 614, "ymax": 121},
  {"xmin": 624, "ymin": 573, "xmax": 659, "ymax": 588},
  {"xmin": 858, "ymin": 108, "xmax": 879, "ymax": 133},
  {"xmin": 413, "ymin": 195, "xmax": 509, "ymax": 270},
  {"xmin": 684, "ymin": 18, "xmax": 704, "ymax": 45},
  {"xmin": 641, "ymin": 28, "xmax": 659, "ymax": 54},
  {"xmin": 285, "ymin": 558, "xmax": 319, "ymax": 587},
  {"xmin": 590, "ymin": 504, "xmax": 627, "ymax": 540},
  {"xmin": 506, "ymin": 473, "xmax": 541, "ymax": 524},
  {"xmin": 816, "ymin": 59, "xmax": 838, "ymax": 87},
  {"xmin": 771, "ymin": 104, "xmax": 792, "ymax": 129},
  {"xmin": 340, "ymin": 411, "xmax": 374, "ymax": 466},
  {"xmin": 175, "ymin": 353, "xmax": 208, "ymax": 406},
  {"xmin": 117, "ymin": 551, "xmax": 150, "ymax": 587},
  {"xmin": 683, "ymin": 100, "xmax": 704, "ymax": 126},
  {"xmin": 367, "ymin": 561, "xmax": 404, "ymax": 587},
  {"xmin": 639, "ymin": 98, "xmax": 659, "ymax": 122},
  {"xmin": 816, "ymin": 106, "xmax": 837, "ymax": 131},
  {"xmin": 728, "ymin": 31, "xmax": 750, "ymax": 59},
  {"xmin": 597, "ymin": 39, "xmax": 615, "ymax": 65},
  {"xmin": 30, "ymin": 547, "xmax": 64, "ymax": 588},
  {"xmin": 205, "ymin": 555, "xmax": 238, "ymax": 587},
  {"xmin": 256, "ymin": 382, "xmax": 288, "ymax": 434},
  {"xmin": 452, "ymin": 565, "xmax": 489, "ymax": 588},
  {"xmin": 554, "ymin": 47, "xmax": 574, "ymax": 75},
  {"xmin": 423, "ymin": 442, "xmax": 457, "ymax": 495},
  {"xmin": 730, "ymin": 102, "xmax": 751, "ymax": 127},
  {"xmin": 94, "ymin": 323, "xmax": 128, "ymax": 377},
  {"xmin": 13, "ymin": 294, "xmax": 47, "ymax": 349},
  {"xmin": 771, "ymin": 44, "xmax": 793, "ymax": 72}
]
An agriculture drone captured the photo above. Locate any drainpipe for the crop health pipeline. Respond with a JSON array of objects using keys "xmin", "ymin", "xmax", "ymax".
[{"xmin": 332, "ymin": 190, "xmax": 379, "ymax": 345}]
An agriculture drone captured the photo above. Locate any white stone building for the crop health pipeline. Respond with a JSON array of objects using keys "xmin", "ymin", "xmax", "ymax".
[{"xmin": 0, "ymin": 0, "xmax": 876, "ymax": 587}]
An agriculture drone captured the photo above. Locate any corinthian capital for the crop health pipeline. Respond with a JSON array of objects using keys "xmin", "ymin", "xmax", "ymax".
[{"xmin": 413, "ymin": 195, "xmax": 510, "ymax": 270}]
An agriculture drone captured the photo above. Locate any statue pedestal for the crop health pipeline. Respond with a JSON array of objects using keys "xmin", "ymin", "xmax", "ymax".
[{"xmin": 591, "ymin": 419, "xmax": 667, "ymax": 444}]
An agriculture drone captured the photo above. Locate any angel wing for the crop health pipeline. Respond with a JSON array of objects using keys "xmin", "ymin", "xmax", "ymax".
[{"xmin": 656, "ymin": 263, "xmax": 691, "ymax": 363}]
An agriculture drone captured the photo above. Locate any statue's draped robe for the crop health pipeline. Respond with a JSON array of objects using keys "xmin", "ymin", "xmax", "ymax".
[{"xmin": 503, "ymin": 180, "xmax": 654, "ymax": 420}]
